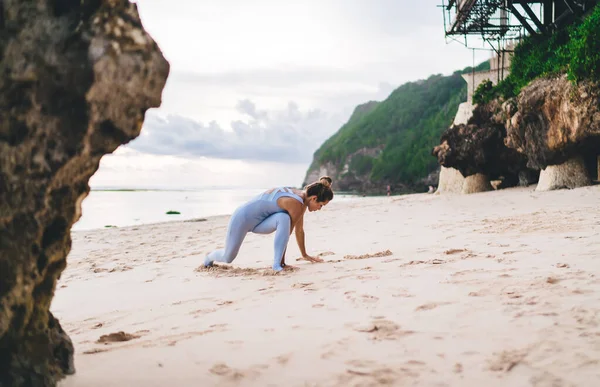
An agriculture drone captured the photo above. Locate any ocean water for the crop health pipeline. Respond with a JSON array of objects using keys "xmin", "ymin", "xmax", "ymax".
[{"xmin": 73, "ymin": 188, "xmax": 359, "ymax": 231}]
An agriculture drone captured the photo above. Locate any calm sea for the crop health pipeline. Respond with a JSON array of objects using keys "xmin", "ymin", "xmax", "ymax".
[{"xmin": 73, "ymin": 188, "xmax": 359, "ymax": 231}]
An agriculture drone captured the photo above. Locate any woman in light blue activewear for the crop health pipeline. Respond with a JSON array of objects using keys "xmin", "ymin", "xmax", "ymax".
[{"xmin": 204, "ymin": 176, "xmax": 334, "ymax": 272}]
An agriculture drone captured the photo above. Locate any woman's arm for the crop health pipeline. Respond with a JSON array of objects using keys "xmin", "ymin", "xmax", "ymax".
[
  {"xmin": 277, "ymin": 198, "xmax": 322, "ymax": 263},
  {"xmin": 294, "ymin": 215, "xmax": 308, "ymax": 257},
  {"xmin": 294, "ymin": 213, "xmax": 323, "ymax": 263}
]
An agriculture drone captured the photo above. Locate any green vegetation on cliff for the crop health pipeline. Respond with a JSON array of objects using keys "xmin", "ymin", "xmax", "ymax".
[
  {"xmin": 308, "ymin": 60, "xmax": 490, "ymax": 188},
  {"xmin": 474, "ymin": 4, "xmax": 600, "ymax": 104}
]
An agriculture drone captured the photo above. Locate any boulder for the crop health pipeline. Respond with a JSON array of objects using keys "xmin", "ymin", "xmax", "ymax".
[
  {"xmin": 536, "ymin": 156, "xmax": 592, "ymax": 191},
  {"xmin": 462, "ymin": 173, "xmax": 494, "ymax": 194},
  {"xmin": 432, "ymin": 101, "xmax": 538, "ymax": 192},
  {"xmin": 0, "ymin": 1, "xmax": 169, "ymax": 385},
  {"xmin": 435, "ymin": 166, "xmax": 465, "ymax": 194},
  {"xmin": 504, "ymin": 74, "xmax": 600, "ymax": 186}
]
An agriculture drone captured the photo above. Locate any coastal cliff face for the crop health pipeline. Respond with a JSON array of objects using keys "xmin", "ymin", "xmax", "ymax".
[
  {"xmin": 303, "ymin": 69, "xmax": 480, "ymax": 194},
  {"xmin": 303, "ymin": 101, "xmax": 384, "ymax": 192},
  {"xmin": 303, "ymin": 146, "xmax": 389, "ymax": 193},
  {"xmin": 0, "ymin": 1, "xmax": 169, "ymax": 385}
]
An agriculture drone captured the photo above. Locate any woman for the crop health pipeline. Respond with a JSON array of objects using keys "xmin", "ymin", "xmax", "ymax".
[{"xmin": 204, "ymin": 176, "xmax": 334, "ymax": 272}]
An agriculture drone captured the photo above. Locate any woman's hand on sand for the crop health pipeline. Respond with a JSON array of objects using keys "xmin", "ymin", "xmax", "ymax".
[{"xmin": 299, "ymin": 255, "xmax": 323, "ymax": 263}]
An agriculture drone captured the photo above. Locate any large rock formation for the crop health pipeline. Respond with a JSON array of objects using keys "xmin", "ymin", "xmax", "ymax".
[
  {"xmin": 432, "ymin": 100, "xmax": 538, "ymax": 192},
  {"xmin": 0, "ymin": 1, "xmax": 169, "ymax": 385},
  {"xmin": 504, "ymin": 74, "xmax": 600, "ymax": 190}
]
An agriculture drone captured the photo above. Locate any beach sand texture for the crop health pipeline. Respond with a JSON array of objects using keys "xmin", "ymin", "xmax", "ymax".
[{"xmin": 54, "ymin": 185, "xmax": 600, "ymax": 387}]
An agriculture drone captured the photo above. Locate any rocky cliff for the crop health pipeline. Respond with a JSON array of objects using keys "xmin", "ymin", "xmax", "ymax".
[
  {"xmin": 433, "ymin": 73, "xmax": 600, "ymax": 193},
  {"xmin": 303, "ymin": 101, "xmax": 381, "ymax": 191},
  {"xmin": 505, "ymin": 74, "xmax": 600, "ymax": 190},
  {"xmin": 303, "ymin": 62, "xmax": 491, "ymax": 194},
  {"xmin": 432, "ymin": 100, "xmax": 539, "ymax": 189},
  {"xmin": 0, "ymin": 1, "xmax": 169, "ymax": 385}
]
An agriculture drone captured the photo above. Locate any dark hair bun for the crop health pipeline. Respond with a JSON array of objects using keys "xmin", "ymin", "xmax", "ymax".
[{"xmin": 319, "ymin": 176, "xmax": 332, "ymax": 188}]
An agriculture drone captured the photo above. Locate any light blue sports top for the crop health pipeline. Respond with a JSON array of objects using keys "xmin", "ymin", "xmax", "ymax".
[
  {"xmin": 239, "ymin": 187, "xmax": 304, "ymax": 224},
  {"xmin": 259, "ymin": 187, "xmax": 304, "ymax": 204}
]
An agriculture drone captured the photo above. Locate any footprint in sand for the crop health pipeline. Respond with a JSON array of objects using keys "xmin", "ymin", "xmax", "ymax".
[
  {"xmin": 400, "ymin": 260, "xmax": 425, "ymax": 267},
  {"xmin": 341, "ymin": 367, "xmax": 403, "ymax": 385},
  {"xmin": 292, "ymin": 282, "xmax": 318, "ymax": 292},
  {"xmin": 415, "ymin": 302, "xmax": 453, "ymax": 311},
  {"xmin": 530, "ymin": 372, "xmax": 567, "ymax": 386},
  {"xmin": 468, "ymin": 289, "xmax": 491, "ymax": 297},
  {"xmin": 392, "ymin": 291, "xmax": 415, "ymax": 298},
  {"xmin": 571, "ymin": 307, "xmax": 599, "ymax": 327},
  {"xmin": 504, "ymin": 291, "xmax": 522, "ymax": 299},
  {"xmin": 454, "ymin": 363, "xmax": 463, "ymax": 373},
  {"xmin": 351, "ymin": 318, "xmax": 415, "ymax": 341},
  {"xmin": 340, "ymin": 359, "xmax": 426, "ymax": 385},
  {"xmin": 487, "ymin": 348, "xmax": 528, "ymax": 372},
  {"xmin": 320, "ymin": 337, "xmax": 352, "ymax": 360},
  {"xmin": 275, "ymin": 353, "xmax": 292, "ymax": 365},
  {"xmin": 209, "ymin": 363, "xmax": 260, "ymax": 381},
  {"xmin": 209, "ymin": 363, "xmax": 236, "ymax": 376},
  {"xmin": 291, "ymin": 282, "xmax": 313, "ymax": 289},
  {"xmin": 444, "ymin": 248, "xmax": 468, "ymax": 255},
  {"xmin": 345, "ymin": 291, "xmax": 379, "ymax": 306},
  {"xmin": 189, "ymin": 308, "xmax": 217, "ymax": 317},
  {"xmin": 165, "ymin": 330, "xmax": 219, "ymax": 347}
]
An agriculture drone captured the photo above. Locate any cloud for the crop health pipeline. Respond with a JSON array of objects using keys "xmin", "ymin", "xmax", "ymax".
[
  {"xmin": 90, "ymin": 147, "xmax": 310, "ymax": 190},
  {"xmin": 127, "ymin": 100, "xmax": 345, "ymax": 163}
]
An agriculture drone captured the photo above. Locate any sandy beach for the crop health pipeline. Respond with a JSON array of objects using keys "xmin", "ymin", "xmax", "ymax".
[{"xmin": 53, "ymin": 185, "xmax": 600, "ymax": 387}]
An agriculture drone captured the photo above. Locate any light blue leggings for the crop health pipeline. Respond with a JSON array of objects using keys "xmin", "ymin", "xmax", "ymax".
[{"xmin": 204, "ymin": 210, "xmax": 291, "ymax": 271}]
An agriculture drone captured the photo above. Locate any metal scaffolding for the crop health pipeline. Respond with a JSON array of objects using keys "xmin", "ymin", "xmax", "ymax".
[
  {"xmin": 440, "ymin": 0, "xmax": 598, "ymax": 82},
  {"xmin": 442, "ymin": 0, "xmax": 598, "ymax": 44}
]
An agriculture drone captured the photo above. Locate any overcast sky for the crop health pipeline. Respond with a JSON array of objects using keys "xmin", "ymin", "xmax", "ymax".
[{"xmin": 90, "ymin": 0, "xmax": 491, "ymax": 189}]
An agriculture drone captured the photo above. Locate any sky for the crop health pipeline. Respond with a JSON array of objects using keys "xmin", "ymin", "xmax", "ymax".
[{"xmin": 89, "ymin": 0, "xmax": 492, "ymax": 190}]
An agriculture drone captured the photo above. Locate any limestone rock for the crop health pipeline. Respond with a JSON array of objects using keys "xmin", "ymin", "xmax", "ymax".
[
  {"xmin": 462, "ymin": 173, "xmax": 493, "ymax": 194},
  {"xmin": 453, "ymin": 101, "xmax": 475, "ymax": 126},
  {"xmin": 505, "ymin": 74, "xmax": 600, "ymax": 176},
  {"xmin": 0, "ymin": 1, "xmax": 169, "ymax": 385},
  {"xmin": 435, "ymin": 166, "xmax": 465, "ymax": 194},
  {"xmin": 432, "ymin": 100, "xmax": 536, "ymax": 187},
  {"xmin": 535, "ymin": 156, "xmax": 592, "ymax": 191},
  {"xmin": 435, "ymin": 167, "xmax": 494, "ymax": 195}
]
